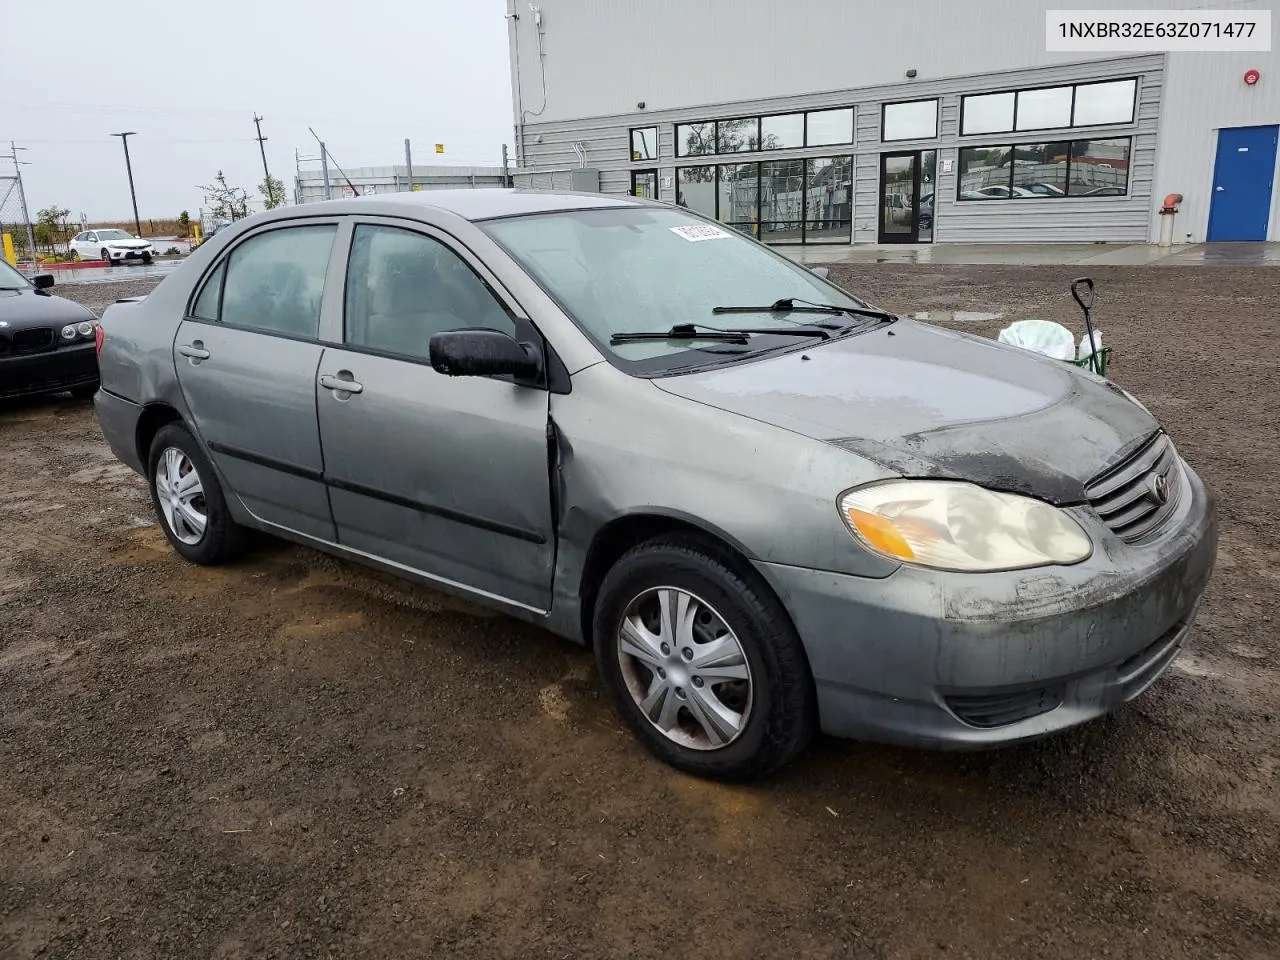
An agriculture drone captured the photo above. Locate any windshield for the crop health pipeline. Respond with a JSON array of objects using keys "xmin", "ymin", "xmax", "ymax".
[
  {"xmin": 481, "ymin": 206, "xmax": 877, "ymax": 373},
  {"xmin": 96, "ymin": 229, "xmax": 134, "ymax": 240},
  {"xmin": 0, "ymin": 259, "xmax": 30, "ymax": 289}
]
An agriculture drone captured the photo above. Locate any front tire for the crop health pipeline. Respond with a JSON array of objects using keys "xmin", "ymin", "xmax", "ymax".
[
  {"xmin": 69, "ymin": 383, "xmax": 98, "ymax": 401},
  {"xmin": 100, "ymin": 248, "xmax": 110, "ymax": 264},
  {"xmin": 592, "ymin": 536, "xmax": 816, "ymax": 781},
  {"xmin": 147, "ymin": 423, "xmax": 247, "ymax": 565}
]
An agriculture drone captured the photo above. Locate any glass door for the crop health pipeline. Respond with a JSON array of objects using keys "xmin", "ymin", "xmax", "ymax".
[
  {"xmin": 631, "ymin": 169, "xmax": 658, "ymax": 199},
  {"xmin": 878, "ymin": 151, "xmax": 936, "ymax": 243}
]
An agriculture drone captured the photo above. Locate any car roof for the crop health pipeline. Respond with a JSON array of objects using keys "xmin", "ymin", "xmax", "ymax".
[{"xmin": 275, "ymin": 188, "xmax": 648, "ymax": 222}]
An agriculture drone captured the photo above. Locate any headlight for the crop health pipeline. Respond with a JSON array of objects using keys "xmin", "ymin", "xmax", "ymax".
[
  {"xmin": 838, "ymin": 480, "xmax": 1092, "ymax": 572},
  {"xmin": 61, "ymin": 324, "xmax": 77, "ymax": 339},
  {"xmin": 77, "ymin": 321, "xmax": 94, "ymax": 336}
]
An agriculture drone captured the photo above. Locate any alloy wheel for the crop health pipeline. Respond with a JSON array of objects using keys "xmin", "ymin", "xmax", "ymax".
[{"xmin": 616, "ymin": 586, "xmax": 753, "ymax": 751}]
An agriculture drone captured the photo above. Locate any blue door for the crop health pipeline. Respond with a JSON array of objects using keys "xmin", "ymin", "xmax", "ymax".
[{"xmin": 1207, "ymin": 125, "xmax": 1278, "ymax": 242}]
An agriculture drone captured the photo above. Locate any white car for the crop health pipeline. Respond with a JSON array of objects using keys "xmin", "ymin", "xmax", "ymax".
[{"xmin": 68, "ymin": 229, "xmax": 156, "ymax": 264}]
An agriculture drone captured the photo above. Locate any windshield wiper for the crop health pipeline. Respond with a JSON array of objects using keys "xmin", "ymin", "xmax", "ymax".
[
  {"xmin": 610, "ymin": 322, "xmax": 833, "ymax": 345},
  {"xmin": 712, "ymin": 297, "xmax": 897, "ymax": 323}
]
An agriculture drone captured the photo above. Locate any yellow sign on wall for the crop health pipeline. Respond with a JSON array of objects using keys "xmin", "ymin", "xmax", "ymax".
[{"xmin": 434, "ymin": 144, "xmax": 445, "ymax": 154}]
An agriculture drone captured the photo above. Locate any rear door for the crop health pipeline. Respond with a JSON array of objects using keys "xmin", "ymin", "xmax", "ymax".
[
  {"xmin": 172, "ymin": 219, "xmax": 345, "ymax": 541},
  {"xmin": 315, "ymin": 218, "xmax": 555, "ymax": 611}
]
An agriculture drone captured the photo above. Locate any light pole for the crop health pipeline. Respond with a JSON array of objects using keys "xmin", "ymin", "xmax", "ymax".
[{"xmin": 110, "ymin": 132, "xmax": 142, "ymax": 237}]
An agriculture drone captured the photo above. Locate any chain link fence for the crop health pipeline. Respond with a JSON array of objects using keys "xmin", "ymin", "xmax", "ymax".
[{"xmin": 0, "ymin": 174, "xmax": 36, "ymax": 272}]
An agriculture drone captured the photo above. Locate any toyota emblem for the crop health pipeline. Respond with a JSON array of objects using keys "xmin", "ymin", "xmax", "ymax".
[{"xmin": 1147, "ymin": 472, "xmax": 1170, "ymax": 506}]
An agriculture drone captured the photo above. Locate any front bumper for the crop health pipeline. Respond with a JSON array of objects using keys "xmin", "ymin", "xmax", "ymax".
[
  {"xmin": 0, "ymin": 342, "xmax": 99, "ymax": 399},
  {"xmin": 105, "ymin": 248, "xmax": 153, "ymax": 261},
  {"xmin": 755, "ymin": 461, "xmax": 1218, "ymax": 748}
]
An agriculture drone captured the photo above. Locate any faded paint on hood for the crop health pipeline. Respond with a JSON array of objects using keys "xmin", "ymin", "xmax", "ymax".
[{"xmin": 651, "ymin": 319, "xmax": 1158, "ymax": 505}]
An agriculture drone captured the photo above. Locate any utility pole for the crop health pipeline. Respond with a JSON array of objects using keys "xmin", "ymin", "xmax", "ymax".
[
  {"xmin": 2, "ymin": 142, "xmax": 37, "ymax": 264},
  {"xmin": 502, "ymin": 143, "xmax": 510, "ymax": 186},
  {"xmin": 404, "ymin": 138, "xmax": 414, "ymax": 193},
  {"xmin": 319, "ymin": 141, "xmax": 332, "ymax": 200},
  {"xmin": 110, "ymin": 132, "xmax": 142, "ymax": 237},
  {"xmin": 253, "ymin": 114, "xmax": 278, "ymax": 206}
]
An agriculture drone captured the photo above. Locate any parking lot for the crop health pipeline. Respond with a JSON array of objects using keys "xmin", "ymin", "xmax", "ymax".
[{"xmin": 1, "ymin": 265, "xmax": 1276, "ymax": 959}]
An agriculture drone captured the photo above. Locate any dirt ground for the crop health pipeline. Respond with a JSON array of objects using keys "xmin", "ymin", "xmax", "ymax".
[{"xmin": 2, "ymin": 267, "xmax": 1277, "ymax": 960}]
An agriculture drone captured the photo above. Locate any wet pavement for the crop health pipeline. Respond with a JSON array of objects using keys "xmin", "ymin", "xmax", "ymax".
[
  {"xmin": 42, "ymin": 260, "xmax": 184, "ymax": 286},
  {"xmin": 789, "ymin": 241, "xmax": 1280, "ymax": 267}
]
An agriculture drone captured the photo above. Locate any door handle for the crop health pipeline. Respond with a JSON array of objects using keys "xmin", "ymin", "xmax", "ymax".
[
  {"xmin": 319, "ymin": 372, "xmax": 364, "ymax": 395},
  {"xmin": 1215, "ymin": 186, "xmax": 1225, "ymax": 192},
  {"xmin": 177, "ymin": 341, "xmax": 210, "ymax": 361}
]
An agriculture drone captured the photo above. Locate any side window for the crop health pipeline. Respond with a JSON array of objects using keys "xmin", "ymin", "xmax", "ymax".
[
  {"xmin": 343, "ymin": 224, "xmax": 515, "ymax": 361},
  {"xmin": 86, "ymin": 233, "xmax": 97, "ymax": 243},
  {"xmin": 220, "ymin": 225, "xmax": 336, "ymax": 338},
  {"xmin": 190, "ymin": 262, "xmax": 225, "ymax": 320}
]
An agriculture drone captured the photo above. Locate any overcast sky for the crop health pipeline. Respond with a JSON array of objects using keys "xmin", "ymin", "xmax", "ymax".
[{"xmin": 2, "ymin": 1, "xmax": 512, "ymax": 224}]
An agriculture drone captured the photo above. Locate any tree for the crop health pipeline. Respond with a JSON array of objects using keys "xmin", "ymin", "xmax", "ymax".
[
  {"xmin": 198, "ymin": 170, "xmax": 251, "ymax": 221},
  {"xmin": 258, "ymin": 174, "xmax": 286, "ymax": 209},
  {"xmin": 34, "ymin": 205, "xmax": 72, "ymax": 254},
  {"xmin": 177, "ymin": 210, "xmax": 191, "ymax": 236}
]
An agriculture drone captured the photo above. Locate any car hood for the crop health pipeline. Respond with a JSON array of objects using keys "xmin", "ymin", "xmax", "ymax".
[
  {"xmin": 102, "ymin": 238, "xmax": 151, "ymax": 248},
  {"xmin": 0, "ymin": 287, "xmax": 95, "ymax": 329},
  {"xmin": 651, "ymin": 319, "xmax": 1158, "ymax": 505}
]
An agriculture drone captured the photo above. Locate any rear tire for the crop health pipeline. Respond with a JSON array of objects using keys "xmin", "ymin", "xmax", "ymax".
[
  {"xmin": 147, "ymin": 423, "xmax": 248, "ymax": 565},
  {"xmin": 592, "ymin": 536, "xmax": 816, "ymax": 781},
  {"xmin": 70, "ymin": 250, "xmax": 81, "ymax": 263}
]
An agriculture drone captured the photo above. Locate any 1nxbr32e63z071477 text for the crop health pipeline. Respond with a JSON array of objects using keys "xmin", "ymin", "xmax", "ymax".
[{"xmin": 1046, "ymin": 9, "xmax": 1271, "ymax": 52}]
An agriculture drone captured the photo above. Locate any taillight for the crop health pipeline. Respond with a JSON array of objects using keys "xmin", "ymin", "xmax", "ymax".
[{"xmin": 94, "ymin": 323, "xmax": 105, "ymax": 355}]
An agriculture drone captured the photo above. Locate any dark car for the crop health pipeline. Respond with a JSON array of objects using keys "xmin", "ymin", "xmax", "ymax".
[{"xmin": 0, "ymin": 260, "xmax": 100, "ymax": 401}]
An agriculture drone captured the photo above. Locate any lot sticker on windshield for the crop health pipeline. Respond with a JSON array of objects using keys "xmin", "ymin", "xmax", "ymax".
[{"xmin": 669, "ymin": 225, "xmax": 731, "ymax": 242}]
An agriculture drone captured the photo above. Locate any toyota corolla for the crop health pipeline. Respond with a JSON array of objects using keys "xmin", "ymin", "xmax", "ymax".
[{"xmin": 92, "ymin": 191, "xmax": 1217, "ymax": 780}]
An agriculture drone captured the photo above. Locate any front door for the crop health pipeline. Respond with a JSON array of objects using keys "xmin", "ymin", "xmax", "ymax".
[
  {"xmin": 316, "ymin": 220, "xmax": 555, "ymax": 612},
  {"xmin": 1208, "ymin": 125, "xmax": 1278, "ymax": 242},
  {"xmin": 172, "ymin": 221, "xmax": 341, "ymax": 541},
  {"xmin": 878, "ymin": 150, "xmax": 936, "ymax": 243},
  {"xmin": 632, "ymin": 169, "xmax": 658, "ymax": 199}
]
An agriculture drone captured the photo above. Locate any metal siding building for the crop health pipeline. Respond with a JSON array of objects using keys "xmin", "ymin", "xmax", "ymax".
[{"xmin": 506, "ymin": 0, "xmax": 1278, "ymax": 245}]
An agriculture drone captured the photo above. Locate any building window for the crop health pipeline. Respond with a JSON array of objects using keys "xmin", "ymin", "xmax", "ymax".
[
  {"xmin": 717, "ymin": 118, "xmax": 759, "ymax": 153},
  {"xmin": 760, "ymin": 159, "xmax": 805, "ymax": 243},
  {"xmin": 961, "ymin": 92, "xmax": 1016, "ymax": 136},
  {"xmin": 961, "ymin": 78, "xmax": 1138, "ymax": 136},
  {"xmin": 806, "ymin": 108, "xmax": 854, "ymax": 147},
  {"xmin": 760, "ymin": 113, "xmax": 804, "ymax": 150},
  {"xmin": 957, "ymin": 138, "xmax": 1131, "ymax": 200},
  {"xmin": 676, "ymin": 166, "xmax": 717, "ymax": 216},
  {"xmin": 677, "ymin": 158, "xmax": 852, "ymax": 244},
  {"xmin": 1072, "ymin": 79, "xmax": 1137, "ymax": 126},
  {"xmin": 1015, "ymin": 86, "xmax": 1073, "ymax": 132},
  {"xmin": 805, "ymin": 156, "xmax": 853, "ymax": 243},
  {"xmin": 882, "ymin": 99, "xmax": 938, "ymax": 142},
  {"xmin": 630, "ymin": 127, "xmax": 658, "ymax": 162},
  {"xmin": 676, "ymin": 122, "xmax": 716, "ymax": 157}
]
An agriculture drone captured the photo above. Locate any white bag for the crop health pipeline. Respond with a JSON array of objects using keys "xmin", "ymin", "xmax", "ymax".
[
  {"xmin": 997, "ymin": 319, "xmax": 1077, "ymax": 361},
  {"xmin": 1077, "ymin": 329, "xmax": 1103, "ymax": 360}
]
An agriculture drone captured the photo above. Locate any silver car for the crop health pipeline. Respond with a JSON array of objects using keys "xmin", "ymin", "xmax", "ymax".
[{"xmin": 93, "ymin": 191, "xmax": 1217, "ymax": 780}]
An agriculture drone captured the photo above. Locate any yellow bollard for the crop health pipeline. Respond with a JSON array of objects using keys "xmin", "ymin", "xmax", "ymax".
[{"xmin": 1, "ymin": 233, "xmax": 15, "ymax": 267}]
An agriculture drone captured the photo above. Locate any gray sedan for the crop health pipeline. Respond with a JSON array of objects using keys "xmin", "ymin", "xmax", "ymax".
[{"xmin": 93, "ymin": 190, "xmax": 1217, "ymax": 780}]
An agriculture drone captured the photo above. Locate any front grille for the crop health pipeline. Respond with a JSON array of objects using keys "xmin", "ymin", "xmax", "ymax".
[
  {"xmin": 946, "ymin": 685, "xmax": 1064, "ymax": 728},
  {"xmin": 1085, "ymin": 432, "xmax": 1182, "ymax": 543},
  {"xmin": 11, "ymin": 327, "xmax": 55, "ymax": 353}
]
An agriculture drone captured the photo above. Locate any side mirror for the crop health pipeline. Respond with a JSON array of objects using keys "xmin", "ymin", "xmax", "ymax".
[
  {"xmin": 33, "ymin": 274, "xmax": 55, "ymax": 290},
  {"xmin": 809, "ymin": 266, "xmax": 830, "ymax": 280},
  {"xmin": 429, "ymin": 328, "xmax": 541, "ymax": 380}
]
